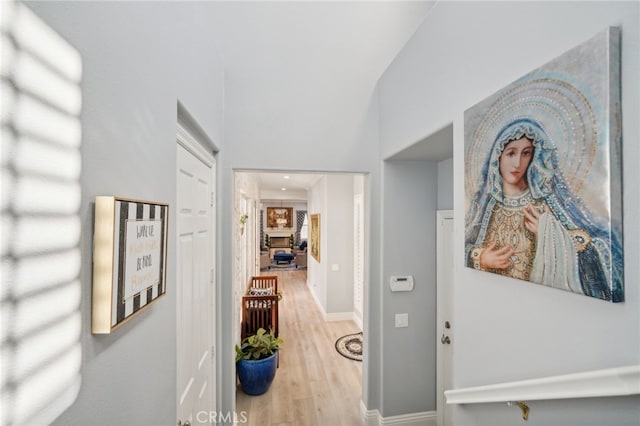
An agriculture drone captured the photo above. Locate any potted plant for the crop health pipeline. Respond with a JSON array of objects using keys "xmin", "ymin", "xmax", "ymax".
[
  {"xmin": 239, "ymin": 214, "xmax": 248, "ymax": 235},
  {"xmin": 235, "ymin": 328, "xmax": 283, "ymax": 395}
]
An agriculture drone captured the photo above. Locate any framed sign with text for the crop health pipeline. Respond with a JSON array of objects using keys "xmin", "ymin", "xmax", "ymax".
[{"xmin": 92, "ymin": 196, "xmax": 169, "ymax": 333}]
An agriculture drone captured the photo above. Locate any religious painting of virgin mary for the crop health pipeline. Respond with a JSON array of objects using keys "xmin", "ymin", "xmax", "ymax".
[{"xmin": 464, "ymin": 27, "xmax": 624, "ymax": 302}]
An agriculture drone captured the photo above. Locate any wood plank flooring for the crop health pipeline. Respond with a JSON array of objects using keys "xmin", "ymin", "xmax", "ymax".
[{"xmin": 236, "ymin": 270, "xmax": 363, "ymax": 426}]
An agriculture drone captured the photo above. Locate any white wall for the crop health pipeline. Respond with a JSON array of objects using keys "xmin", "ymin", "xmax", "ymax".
[
  {"xmin": 306, "ymin": 175, "xmax": 356, "ymax": 317},
  {"xmin": 325, "ymin": 175, "xmax": 355, "ymax": 315},
  {"xmin": 25, "ymin": 2, "xmax": 225, "ymax": 425},
  {"xmin": 307, "ymin": 177, "xmax": 328, "ymax": 309},
  {"xmin": 378, "ymin": 1, "xmax": 639, "ymax": 424}
]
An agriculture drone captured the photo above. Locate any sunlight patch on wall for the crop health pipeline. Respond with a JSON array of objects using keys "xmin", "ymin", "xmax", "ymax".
[{"xmin": 1, "ymin": 1, "xmax": 83, "ymax": 424}]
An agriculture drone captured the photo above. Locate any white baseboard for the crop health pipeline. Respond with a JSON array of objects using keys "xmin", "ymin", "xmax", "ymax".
[
  {"xmin": 361, "ymin": 400, "xmax": 437, "ymax": 426},
  {"xmin": 361, "ymin": 400, "xmax": 380, "ymax": 426},
  {"xmin": 325, "ymin": 311, "xmax": 355, "ymax": 322},
  {"xmin": 308, "ymin": 284, "xmax": 326, "ymax": 316},
  {"xmin": 380, "ymin": 411, "xmax": 436, "ymax": 426},
  {"xmin": 308, "ymin": 286, "xmax": 357, "ymax": 323},
  {"xmin": 354, "ymin": 312, "xmax": 363, "ymax": 330}
]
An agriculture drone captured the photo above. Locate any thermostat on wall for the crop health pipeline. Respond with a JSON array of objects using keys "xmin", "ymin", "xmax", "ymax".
[{"xmin": 390, "ymin": 276, "xmax": 414, "ymax": 292}]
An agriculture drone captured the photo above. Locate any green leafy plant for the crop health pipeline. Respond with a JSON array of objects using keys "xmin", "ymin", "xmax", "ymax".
[{"xmin": 235, "ymin": 328, "xmax": 283, "ymax": 362}]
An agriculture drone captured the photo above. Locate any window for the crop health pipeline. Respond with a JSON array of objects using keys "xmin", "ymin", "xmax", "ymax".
[{"xmin": 299, "ymin": 213, "xmax": 309, "ymax": 240}]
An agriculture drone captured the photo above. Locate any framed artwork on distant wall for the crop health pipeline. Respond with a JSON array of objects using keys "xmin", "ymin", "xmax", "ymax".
[
  {"xmin": 464, "ymin": 27, "xmax": 623, "ymax": 302},
  {"xmin": 92, "ymin": 196, "xmax": 169, "ymax": 333},
  {"xmin": 267, "ymin": 206, "xmax": 293, "ymax": 228},
  {"xmin": 310, "ymin": 213, "xmax": 320, "ymax": 263}
]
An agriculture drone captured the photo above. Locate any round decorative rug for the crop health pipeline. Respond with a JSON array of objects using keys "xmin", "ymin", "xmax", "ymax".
[{"xmin": 335, "ymin": 332, "xmax": 363, "ymax": 362}]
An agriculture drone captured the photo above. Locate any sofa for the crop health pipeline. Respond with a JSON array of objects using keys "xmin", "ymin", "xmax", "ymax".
[
  {"xmin": 260, "ymin": 251, "xmax": 270, "ymax": 270},
  {"xmin": 293, "ymin": 248, "xmax": 307, "ymax": 268}
]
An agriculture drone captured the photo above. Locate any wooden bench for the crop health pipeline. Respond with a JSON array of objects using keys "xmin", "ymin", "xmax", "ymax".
[{"xmin": 241, "ymin": 275, "xmax": 279, "ymax": 339}]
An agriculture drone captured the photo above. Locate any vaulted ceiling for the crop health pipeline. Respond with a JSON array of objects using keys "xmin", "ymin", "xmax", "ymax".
[
  {"xmin": 207, "ymin": 2, "xmax": 433, "ymax": 87},
  {"xmin": 211, "ymin": 1, "xmax": 436, "ymax": 194}
]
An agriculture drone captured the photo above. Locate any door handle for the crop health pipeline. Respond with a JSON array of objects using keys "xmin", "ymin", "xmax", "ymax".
[{"xmin": 441, "ymin": 334, "xmax": 450, "ymax": 345}]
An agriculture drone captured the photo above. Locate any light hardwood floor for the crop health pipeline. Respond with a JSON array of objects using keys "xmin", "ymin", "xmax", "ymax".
[{"xmin": 236, "ymin": 270, "xmax": 363, "ymax": 426}]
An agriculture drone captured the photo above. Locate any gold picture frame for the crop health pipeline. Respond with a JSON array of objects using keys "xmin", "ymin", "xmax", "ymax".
[
  {"xmin": 310, "ymin": 213, "xmax": 320, "ymax": 263},
  {"xmin": 92, "ymin": 196, "xmax": 169, "ymax": 333},
  {"xmin": 267, "ymin": 206, "xmax": 293, "ymax": 228}
]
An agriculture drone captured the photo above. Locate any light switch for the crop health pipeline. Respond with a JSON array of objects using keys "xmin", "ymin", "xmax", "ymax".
[{"xmin": 395, "ymin": 313, "xmax": 409, "ymax": 328}]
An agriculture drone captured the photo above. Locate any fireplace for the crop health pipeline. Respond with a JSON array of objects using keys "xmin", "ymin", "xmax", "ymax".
[{"xmin": 270, "ymin": 236, "xmax": 290, "ymax": 248}]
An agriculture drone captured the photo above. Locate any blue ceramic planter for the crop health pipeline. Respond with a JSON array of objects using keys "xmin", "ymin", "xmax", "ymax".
[{"xmin": 237, "ymin": 351, "xmax": 278, "ymax": 395}]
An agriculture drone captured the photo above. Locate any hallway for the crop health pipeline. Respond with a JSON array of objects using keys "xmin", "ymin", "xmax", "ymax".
[{"xmin": 236, "ymin": 270, "xmax": 363, "ymax": 426}]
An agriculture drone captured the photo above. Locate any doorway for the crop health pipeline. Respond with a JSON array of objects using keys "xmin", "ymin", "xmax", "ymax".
[{"xmin": 232, "ymin": 170, "xmax": 367, "ymax": 424}]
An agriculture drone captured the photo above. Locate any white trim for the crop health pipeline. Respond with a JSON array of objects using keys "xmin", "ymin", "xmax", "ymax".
[
  {"xmin": 307, "ymin": 280, "xmax": 356, "ymax": 325},
  {"xmin": 177, "ymin": 122, "xmax": 214, "ymax": 167},
  {"xmin": 445, "ymin": 365, "xmax": 640, "ymax": 405},
  {"xmin": 308, "ymin": 283, "xmax": 326, "ymax": 318},
  {"xmin": 325, "ymin": 311, "xmax": 355, "ymax": 322},
  {"xmin": 353, "ymin": 192, "xmax": 365, "ymax": 331},
  {"xmin": 361, "ymin": 400, "xmax": 381, "ymax": 426},
  {"xmin": 381, "ymin": 411, "xmax": 436, "ymax": 426},
  {"xmin": 360, "ymin": 401, "xmax": 437, "ymax": 426},
  {"xmin": 177, "ymin": 100, "xmax": 218, "ymax": 152},
  {"xmin": 436, "ymin": 209, "xmax": 454, "ymax": 426},
  {"xmin": 354, "ymin": 313, "xmax": 363, "ymax": 330}
]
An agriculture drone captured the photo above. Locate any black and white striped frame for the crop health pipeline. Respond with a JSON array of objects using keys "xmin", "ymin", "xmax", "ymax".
[{"xmin": 92, "ymin": 196, "xmax": 169, "ymax": 334}]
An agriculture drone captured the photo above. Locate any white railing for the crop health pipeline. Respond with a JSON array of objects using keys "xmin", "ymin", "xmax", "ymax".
[{"xmin": 446, "ymin": 364, "xmax": 639, "ymax": 405}]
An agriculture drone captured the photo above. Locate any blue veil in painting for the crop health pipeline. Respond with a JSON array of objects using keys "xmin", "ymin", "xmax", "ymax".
[{"xmin": 465, "ymin": 118, "xmax": 623, "ymax": 302}]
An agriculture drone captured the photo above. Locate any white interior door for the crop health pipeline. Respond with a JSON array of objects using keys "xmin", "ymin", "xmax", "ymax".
[
  {"xmin": 436, "ymin": 210, "xmax": 453, "ymax": 426},
  {"xmin": 353, "ymin": 194, "xmax": 364, "ymax": 329},
  {"xmin": 177, "ymin": 135, "xmax": 215, "ymax": 426}
]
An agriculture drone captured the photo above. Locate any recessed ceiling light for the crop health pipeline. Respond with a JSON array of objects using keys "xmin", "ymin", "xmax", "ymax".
[
  {"xmin": 283, "ymin": 175, "xmax": 290, "ymax": 179},
  {"xmin": 281, "ymin": 187, "xmax": 287, "ymax": 191}
]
